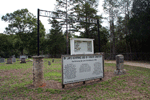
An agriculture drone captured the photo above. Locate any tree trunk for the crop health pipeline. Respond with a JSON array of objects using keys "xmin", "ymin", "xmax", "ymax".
[
  {"xmin": 112, "ymin": 20, "xmax": 115, "ymax": 58},
  {"xmin": 85, "ymin": 16, "xmax": 89, "ymax": 38}
]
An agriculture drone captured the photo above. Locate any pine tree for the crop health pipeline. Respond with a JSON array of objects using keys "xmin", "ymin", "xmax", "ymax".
[{"xmin": 47, "ymin": 19, "xmax": 66, "ymax": 57}]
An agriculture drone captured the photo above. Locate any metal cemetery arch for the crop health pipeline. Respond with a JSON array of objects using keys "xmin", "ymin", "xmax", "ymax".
[
  {"xmin": 37, "ymin": 8, "xmax": 101, "ymax": 56},
  {"xmin": 37, "ymin": 9, "xmax": 66, "ymax": 56}
]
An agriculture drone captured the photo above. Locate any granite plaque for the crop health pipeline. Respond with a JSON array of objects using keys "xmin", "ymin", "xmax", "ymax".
[{"xmin": 7, "ymin": 58, "xmax": 13, "ymax": 64}]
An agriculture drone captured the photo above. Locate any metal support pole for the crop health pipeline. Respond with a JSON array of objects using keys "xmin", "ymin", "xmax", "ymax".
[
  {"xmin": 37, "ymin": 9, "xmax": 40, "ymax": 56},
  {"xmin": 62, "ymin": 84, "xmax": 65, "ymax": 88},
  {"xmin": 97, "ymin": 19, "xmax": 100, "ymax": 52},
  {"xmin": 83, "ymin": 81, "xmax": 85, "ymax": 84},
  {"xmin": 66, "ymin": 0, "xmax": 69, "ymax": 55}
]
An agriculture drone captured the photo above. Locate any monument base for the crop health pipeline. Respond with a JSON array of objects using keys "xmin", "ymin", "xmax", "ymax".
[
  {"xmin": 20, "ymin": 58, "xmax": 26, "ymax": 63},
  {"xmin": 6, "ymin": 58, "xmax": 13, "ymax": 64},
  {"xmin": 114, "ymin": 69, "xmax": 126, "ymax": 75},
  {"xmin": 33, "ymin": 56, "xmax": 45, "ymax": 87},
  {"xmin": 20, "ymin": 61, "xmax": 26, "ymax": 63},
  {"xmin": 6, "ymin": 63, "xmax": 13, "ymax": 64}
]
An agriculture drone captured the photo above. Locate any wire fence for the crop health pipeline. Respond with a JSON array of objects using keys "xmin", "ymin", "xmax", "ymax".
[
  {"xmin": 38, "ymin": 52, "xmax": 150, "ymax": 61},
  {"xmin": 105, "ymin": 53, "xmax": 150, "ymax": 61}
]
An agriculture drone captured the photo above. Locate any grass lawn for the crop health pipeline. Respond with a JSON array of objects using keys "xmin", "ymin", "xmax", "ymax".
[{"xmin": 0, "ymin": 58, "xmax": 150, "ymax": 100}]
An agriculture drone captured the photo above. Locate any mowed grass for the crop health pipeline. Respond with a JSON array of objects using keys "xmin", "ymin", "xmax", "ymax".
[
  {"xmin": 0, "ymin": 58, "xmax": 32, "ymax": 70},
  {"xmin": 0, "ymin": 58, "xmax": 150, "ymax": 100}
]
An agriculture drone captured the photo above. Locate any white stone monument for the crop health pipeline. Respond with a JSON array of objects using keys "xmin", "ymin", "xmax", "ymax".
[{"xmin": 70, "ymin": 38, "xmax": 94, "ymax": 55}]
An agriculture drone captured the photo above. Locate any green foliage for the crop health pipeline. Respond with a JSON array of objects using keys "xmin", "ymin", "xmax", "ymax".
[
  {"xmin": 44, "ymin": 72, "xmax": 61, "ymax": 77},
  {"xmin": 0, "ymin": 34, "xmax": 15, "ymax": 57},
  {"xmin": 103, "ymin": 0, "xmax": 133, "ymax": 54},
  {"xmin": 79, "ymin": 25, "xmax": 109, "ymax": 52},
  {"xmin": 1, "ymin": 59, "xmax": 150, "ymax": 99},
  {"xmin": 128, "ymin": 0, "xmax": 150, "ymax": 53},
  {"xmin": 2, "ymin": 9, "xmax": 36, "ymax": 34},
  {"xmin": 26, "ymin": 20, "xmax": 45, "ymax": 55},
  {"xmin": 45, "ymin": 88, "xmax": 61, "ymax": 94},
  {"xmin": 0, "ymin": 59, "xmax": 32, "ymax": 70},
  {"xmin": 73, "ymin": 0, "xmax": 99, "ymax": 38},
  {"xmin": 36, "ymin": 88, "xmax": 44, "ymax": 93},
  {"xmin": 47, "ymin": 19, "xmax": 66, "ymax": 57},
  {"xmin": 1, "ymin": 8, "xmax": 45, "ymax": 55}
]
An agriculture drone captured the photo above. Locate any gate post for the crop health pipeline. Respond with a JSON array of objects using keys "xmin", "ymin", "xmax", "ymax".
[{"xmin": 33, "ymin": 56, "xmax": 46, "ymax": 87}]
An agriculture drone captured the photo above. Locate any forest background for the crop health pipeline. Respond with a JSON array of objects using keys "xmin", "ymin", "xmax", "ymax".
[{"xmin": 0, "ymin": 0, "xmax": 150, "ymax": 61}]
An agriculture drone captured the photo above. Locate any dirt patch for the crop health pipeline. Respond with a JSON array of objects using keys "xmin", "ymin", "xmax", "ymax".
[
  {"xmin": 25, "ymin": 71, "xmax": 116, "ymax": 90},
  {"xmin": 0, "ymin": 64, "xmax": 117, "ymax": 90},
  {"xmin": 1, "ymin": 61, "xmax": 149, "ymax": 100},
  {"xmin": 0, "ymin": 68, "xmax": 32, "ymax": 78}
]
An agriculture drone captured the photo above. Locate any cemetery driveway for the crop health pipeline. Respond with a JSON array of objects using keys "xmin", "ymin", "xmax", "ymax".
[{"xmin": 105, "ymin": 60, "xmax": 150, "ymax": 69}]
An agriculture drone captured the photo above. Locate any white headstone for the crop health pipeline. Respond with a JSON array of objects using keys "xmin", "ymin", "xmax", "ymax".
[
  {"xmin": 0, "ymin": 58, "xmax": 5, "ymax": 63},
  {"xmin": 12, "ymin": 55, "xmax": 16, "ymax": 62},
  {"xmin": 20, "ymin": 55, "xmax": 28, "ymax": 60}
]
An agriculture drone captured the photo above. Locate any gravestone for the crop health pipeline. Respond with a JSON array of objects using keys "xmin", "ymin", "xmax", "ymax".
[
  {"xmin": 20, "ymin": 58, "xmax": 26, "ymax": 63},
  {"xmin": 6, "ymin": 58, "xmax": 13, "ymax": 64},
  {"xmin": 48, "ymin": 61, "xmax": 51, "ymax": 65},
  {"xmin": 12, "ymin": 56, "xmax": 16, "ymax": 62},
  {"xmin": 26, "ymin": 56, "xmax": 28, "ymax": 59},
  {"xmin": 114, "ymin": 54, "xmax": 126, "ymax": 75},
  {"xmin": 0, "ymin": 58, "xmax": 5, "ymax": 63},
  {"xmin": 52, "ymin": 59, "xmax": 54, "ymax": 63}
]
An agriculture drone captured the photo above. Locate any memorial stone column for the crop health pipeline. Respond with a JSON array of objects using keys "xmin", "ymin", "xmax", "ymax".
[
  {"xmin": 32, "ymin": 56, "xmax": 46, "ymax": 87},
  {"xmin": 114, "ymin": 54, "xmax": 126, "ymax": 75}
]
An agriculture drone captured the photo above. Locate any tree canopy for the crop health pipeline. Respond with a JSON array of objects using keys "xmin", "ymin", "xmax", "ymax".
[
  {"xmin": 1, "ymin": 1, "xmax": 149, "ymax": 61},
  {"xmin": 128, "ymin": 0, "xmax": 150, "ymax": 53},
  {"xmin": 47, "ymin": 19, "xmax": 66, "ymax": 57},
  {"xmin": 1, "ymin": 8, "xmax": 45, "ymax": 56}
]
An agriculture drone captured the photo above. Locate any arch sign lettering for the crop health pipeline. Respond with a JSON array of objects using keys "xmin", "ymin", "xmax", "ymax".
[{"xmin": 37, "ymin": 9, "xmax": 100, "ymax": 56}]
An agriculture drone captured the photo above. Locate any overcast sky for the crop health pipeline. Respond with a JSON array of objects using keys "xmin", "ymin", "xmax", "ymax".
[{"xmin": 0, "ymin": 0, "xmax": 108, "ymax": 34}]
